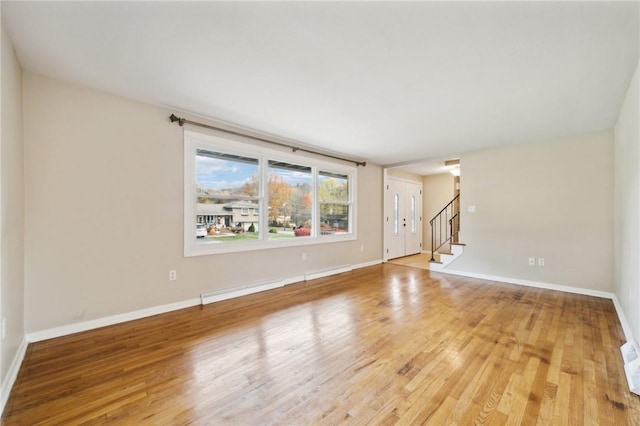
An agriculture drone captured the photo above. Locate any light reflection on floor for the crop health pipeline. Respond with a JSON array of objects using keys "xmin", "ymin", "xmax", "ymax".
[{"xmin": 187, "ymin": 294, "xmax": 358, "ymax": 419}]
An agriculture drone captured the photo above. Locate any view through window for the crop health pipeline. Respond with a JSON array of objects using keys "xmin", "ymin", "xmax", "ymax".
[{"xmin": 185, "ymin": 131, "xmax": 357, "ymax": 255}]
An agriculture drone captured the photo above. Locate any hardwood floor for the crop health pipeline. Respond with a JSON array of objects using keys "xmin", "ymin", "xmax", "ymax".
[
  {"xmin": 388, "ymin": 253, "xmax": 433, "ymax": 269},
  {"xmin": 3, "ymin": 263, "xmax": 639, "ymax": 425}
]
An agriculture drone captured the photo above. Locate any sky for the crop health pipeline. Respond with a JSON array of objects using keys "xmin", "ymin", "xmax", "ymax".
[
  {"xmin": 196, "ymin": 155, "xmax": 258, "ymax": 192},
  {"xmin": 196, "ymin": 154, "xmax": 313, "ymax": 193}
]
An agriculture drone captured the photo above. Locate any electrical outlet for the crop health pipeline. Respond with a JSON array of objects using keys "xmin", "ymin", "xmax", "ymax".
[
  {"xmin": 169, "ymin": 270, "xmax": 177, "ymax": 281},
  {"xmin": 538, "ymin": 258, "xmax": 545, "ymax": 267},
  {"xmin": 468, "ymin": 205, "xmax": 477, "ymax": 213},
  {"xmin": 528, "ymin": 257, "xmax": 536, "ymax": 266},
  {"xmin": 360, "ymin": 245, "xmax": 364, "ymax": 252},
  {"xmin": 302, "ymin": 252, "xmax": 307, "ymax": 261}
]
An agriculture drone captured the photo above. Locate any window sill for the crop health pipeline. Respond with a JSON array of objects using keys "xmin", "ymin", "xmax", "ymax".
[{"xmin": 184, "ymin": 232, "xmax": 357, "ymax": 257}]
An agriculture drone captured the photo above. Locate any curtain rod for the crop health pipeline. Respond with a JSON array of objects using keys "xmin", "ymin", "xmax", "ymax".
[{"xmin": 169, "ymin": 114, "xmax": 366, "ymax": 167}]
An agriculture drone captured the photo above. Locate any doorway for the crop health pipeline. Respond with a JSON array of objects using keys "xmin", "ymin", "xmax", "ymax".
[{"xmin": 384, "ymin": 177, "xmax": 423, "ymax": 260}]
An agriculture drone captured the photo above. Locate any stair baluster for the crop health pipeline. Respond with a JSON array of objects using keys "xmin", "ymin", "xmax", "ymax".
[{"xmin": 430, "ymin": 194, "xmax": 460, "ymax": 262}]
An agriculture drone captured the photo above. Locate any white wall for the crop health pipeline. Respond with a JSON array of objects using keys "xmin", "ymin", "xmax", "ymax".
[
  {"xmin": 614, "ymin": 59, "xmax": 640, "ymax": 344},
  {"xmin": 1, "ymin": 27, "xmax": 25, "ymax": 392},
  {"xmin": 452, "ymin": 130, "xmax": 614, "ymax": 292},
  {"xmin": 23, "ymin": 72, "xmax": 383, "ymax": 333}
]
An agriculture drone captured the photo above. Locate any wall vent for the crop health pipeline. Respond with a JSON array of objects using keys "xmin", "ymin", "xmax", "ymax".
[
  {"xmin": 304, "ymin": 265, "xmax": 352, "ymax": 281},
  {"xmin": 201, "ymin": 278, "xmax": 284, "ymax": 305},
  {"xmin": 621, "ymin": 341, "xmax": 640, "ymax": 395}
]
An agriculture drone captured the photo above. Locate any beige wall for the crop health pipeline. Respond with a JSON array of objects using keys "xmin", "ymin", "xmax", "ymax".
[
  {"xmin": 452, "ymin": 130, "xmax": 614, "ymax": 292},
  {"xmin": 422, "ymin": 173, "xmax": 455, "ymax": 252},
  {"xmin": 23, "ymin": 72, "xmax": 383, "ymax": 333},
  {"xmin": 614, "ymin": 59, "xmax": 640, "ymax": 344},
  {"xmin": 386, "ymin": 169, "xmax": 422, "ymax": 182},
  {"xmin": 1, "ymin": 28, "xmax": 25, "ymax": 384}
]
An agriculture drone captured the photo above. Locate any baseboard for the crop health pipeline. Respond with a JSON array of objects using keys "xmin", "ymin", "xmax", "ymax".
[
  {"xmin": 352, "ymin": 259, "xmax": 383, "ymax": 269},
  {"xmin": 432, "ymin": 268, "xmax": 614, "ymax": 299},
  {"xmin": 200, "ymin": 275, "xmax": 305, "ymax": 305},
  {"xmin": 26, "ymin": 298, "xmax": 201, "ymax": 343},
  {"xmin": 1, "ymin": 336, "xmax": 28, "ymax": 417},
  {"xmin": 305, "ymin": 265, "xmax": 352, "ymax": 281},
  {"xmin": 202, "ymin": 260, "xmax": 382, "ymax": 305},
  {"xmin": 612, "ymin": 294, "xmax": 637, "ymax": 344}
]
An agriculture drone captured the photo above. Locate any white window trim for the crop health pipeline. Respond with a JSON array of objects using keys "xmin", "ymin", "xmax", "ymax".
[{"xmin": 184, "ymin": 130, "xmax": 357, "ymax": 257}]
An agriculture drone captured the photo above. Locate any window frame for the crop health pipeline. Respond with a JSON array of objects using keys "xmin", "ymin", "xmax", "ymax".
[{"xmin": 184, "ymin": 130, "xmax": 357, "ymax": 257}]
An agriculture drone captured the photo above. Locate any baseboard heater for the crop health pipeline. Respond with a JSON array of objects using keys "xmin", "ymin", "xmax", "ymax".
[
  {"xmin": 304, "ymin": 264, "xmax": 352, "ymax": 281},
  {"xmin": 621, "ymin": 341, "xmax": 640, "ymax": 396},
  {"xmin": 200, "ymin": 278, "xmax": 284, "ymax": 305}
]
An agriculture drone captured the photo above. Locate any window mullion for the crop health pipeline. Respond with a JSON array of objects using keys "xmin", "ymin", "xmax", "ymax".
[
  {"xmin": 259, "ymin": 156, "xmax": 267, "ymax": 241},
  {"xmin": 312, "ymin": 166, "xmax": 319, "ymax": 238}
]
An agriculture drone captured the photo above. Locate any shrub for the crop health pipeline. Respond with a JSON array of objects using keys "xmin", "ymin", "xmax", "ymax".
[
  {"xmin": 269, "ymin": 228, "xmax": 278, "ymax": 234},
  {"xmin": 248, "ymin": 223, "xmax": 256, "ymax": 233},
  {"xmin": 294, "ymin": 227, "xmax": 311, "ymax": 237}
]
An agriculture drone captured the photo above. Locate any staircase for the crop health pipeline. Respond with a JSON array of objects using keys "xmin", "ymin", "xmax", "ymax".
[{"xmin": 429, "ymin": 194, "xmax": 465, "ymax": 270}]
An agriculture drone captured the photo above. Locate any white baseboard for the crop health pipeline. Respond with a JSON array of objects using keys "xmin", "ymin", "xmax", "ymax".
[
  {"xmin": 1, "ymin": 336, "xmax": 28, "ymax": 417},
  {"xmin": 612, "ymin": 294, "xmax": 637, "ymax": 344},
  {"xmin": 614, "ymin": 297, "xmax": 640, "ymax": 396},
  {"xmin": 431, "ymin": 268, "xmax": 614, "ymax": 299},
  {"xmin": 200, "ymin": 275, "xmax": 305, "ymax": 305},
  {"xmin": 202, "ymin": 260, "xmax": 383, "ymax": 306},
  {"xmin": 305, "ymin": 265, "xmax": 352, "ymax": 281},
  {"xmin": 26, "ymin": 298, "xmax": 201, "ymax": 343},
  {"xmin": 351, "ymin": 259, "xmax": 383, "ymax": 269}
]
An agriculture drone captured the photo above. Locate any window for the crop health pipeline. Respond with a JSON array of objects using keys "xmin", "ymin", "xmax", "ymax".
[
  {"xmin": 318, "ymin": 171, "xmax": 351, "ymax": 235},
  {"xmin": 411, "ymin": 195, "xmax": 416, "ymax": 233},
  {"xmin": 394, "ymin": 193, "xmax": 399, "ymax": 236},
  {"xmin": 268, "ymin": 160, "xmax": 313, "ymax": 239},
  {"xmin": 184, "ymin": 131, "xmax": 357, "ymax": 256},
  {"xmin": 194, "ymin": 149, "xmax": 259, "ymax": 243}
]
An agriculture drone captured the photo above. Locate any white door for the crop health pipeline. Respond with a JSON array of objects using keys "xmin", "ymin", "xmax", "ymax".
[
  {"xmin": 385, "ymin": 179, "xmax": 406, "ymax": 259},
  {"xmin": 384, "ymin": 178, "xmax": 423, "ymax": 260},
  {"xmin": 404, "ymin": 181, "xmax": 423, "ymax": 255}
]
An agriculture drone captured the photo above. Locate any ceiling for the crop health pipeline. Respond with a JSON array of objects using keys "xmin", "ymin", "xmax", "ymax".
[{"xmin": 2, "ymin": 1, "xmax": 639, "ymax": 174}]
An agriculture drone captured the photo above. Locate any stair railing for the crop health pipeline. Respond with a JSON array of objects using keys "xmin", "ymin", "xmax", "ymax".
[{"xmin": 430, "ymin": 194, "xmax": 460, "ymax": 262}]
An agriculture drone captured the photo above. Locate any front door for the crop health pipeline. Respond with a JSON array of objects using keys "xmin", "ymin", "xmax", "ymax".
[{"xmin": 384, "ymin": 178, "xmax": 423, "ymax": 260}]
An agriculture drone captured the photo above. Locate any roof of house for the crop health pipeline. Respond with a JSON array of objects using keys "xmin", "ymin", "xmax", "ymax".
[{"xmin": 197, "ymin": 202, "xmax": 258, "ymax": 215}]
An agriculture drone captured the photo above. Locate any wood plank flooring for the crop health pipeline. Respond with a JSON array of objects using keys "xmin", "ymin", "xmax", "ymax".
[
  {"xmin": 3, "ymin": 263, "xmax": 639, "ymax": 425},
  {"xmin": 388, "ymin": 253, "xmax": 434, "ymax": 269}
]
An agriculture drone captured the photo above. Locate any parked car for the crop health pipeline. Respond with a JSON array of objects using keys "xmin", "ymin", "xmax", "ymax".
[{"xmin": 196, "ymin": 223, "xmax": 207, "ymax": 238}]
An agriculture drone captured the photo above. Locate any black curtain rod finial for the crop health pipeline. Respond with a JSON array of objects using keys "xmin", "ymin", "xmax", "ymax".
[{"xmin": 169, "ymin": 114, "xmax": 185, "ymax": 126}]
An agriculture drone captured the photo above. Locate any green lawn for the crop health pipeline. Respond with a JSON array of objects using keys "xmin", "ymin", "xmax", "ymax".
[{"xmin": 206, "ymin": 232, "xmax": 295, "ymax": 242}]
